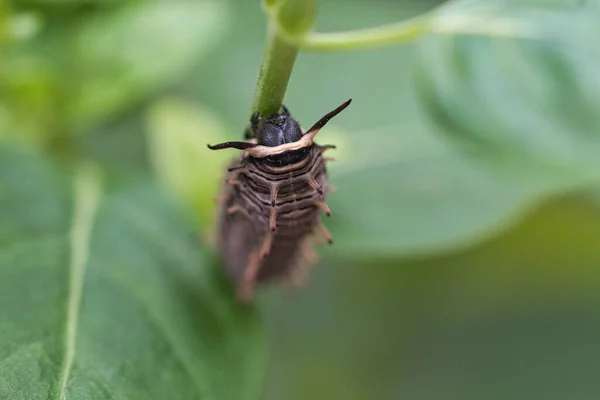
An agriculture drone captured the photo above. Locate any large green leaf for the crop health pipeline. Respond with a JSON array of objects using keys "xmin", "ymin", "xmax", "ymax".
[
  {"xmin": 414, "ymin": 0, "xmax": 600, "ymax": 181},
  {"xmin": 322, "ymin": 120, "xmax": 576, "ymax": 258},
  {"xmin": 0, "ymin": 147, "xmax": 265, "ymax": 399},
  {"xmin": 321, "ymin": 0, "xmax": 600, "ymax": 257}
]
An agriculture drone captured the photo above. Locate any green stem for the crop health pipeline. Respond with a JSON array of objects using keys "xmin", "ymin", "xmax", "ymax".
[
  {"xmin": 251, "ymin": 22, "xmax": 299, "ymax": 119},
  {"xmin": 294, "ymin": 13, "xmax": 434, "ymax": 52},
  {"xmin": 250, "ymin": 0, "xmax": 433, "ymax": 134}
]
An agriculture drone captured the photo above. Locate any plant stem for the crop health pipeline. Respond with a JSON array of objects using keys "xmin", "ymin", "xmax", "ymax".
[
  {"xmin": 251, "ymin": 22, "xmax": 299, "ymax": 120},
  {"xmin": 294, "ymin": 13, "xmax": 434, "ymax": 52}
]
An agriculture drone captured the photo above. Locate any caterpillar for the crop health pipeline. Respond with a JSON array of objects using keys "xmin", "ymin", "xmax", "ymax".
[{"xmin": 207, "ymin": 99, "xmax": 352, "ymax": 302}]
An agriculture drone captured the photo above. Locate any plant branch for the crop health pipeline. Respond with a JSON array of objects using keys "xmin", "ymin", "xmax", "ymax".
[
  {"xmin": 249, "ymin": 0, "xmax": 434, "ymax": 135},
  {"xmin": 251, "ymin": 22, "xmax": 299, "ymax": 119},
  {"xmin": 294, "ymin": 13, "xmax": 434, "ymax": 52}
]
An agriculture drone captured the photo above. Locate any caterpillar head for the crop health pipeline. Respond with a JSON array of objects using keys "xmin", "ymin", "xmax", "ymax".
[
  {"xmin": 208, "ymin": 99, "xmax": 352, "ymax": 165},
  {"xmin": 251, "ymin": 106, "xmax": 307, "ymax": 166},
  {"xmin": 254, "ymin": 105, "xmax": 303, "ymax": 146}
]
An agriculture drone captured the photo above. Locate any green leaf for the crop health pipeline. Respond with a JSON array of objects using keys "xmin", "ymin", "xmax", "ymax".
[
  {"xmin": 67, "ymin": 0, "xmax": 231, "ymax": 131},
  {"xmin": 414, "ymin": 0, "xmax": 600, "ymax": 181},
  {"xmin": 0, "ymin": 147, "xmax": 265, "ymax": 399},
  {"xmin": 319, "ymin": 0, "xmax": 600, "ymax": 257},
  {"xmin": 323, "ymin": 121, "xmax": 575, "ymax": 258},
  {"xmin": 145, "ymin": 98, "xmax": 234, "ymax": 234}
]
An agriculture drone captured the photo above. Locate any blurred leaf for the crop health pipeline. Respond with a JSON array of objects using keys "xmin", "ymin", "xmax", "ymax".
[
  {"xmin": 68, "ymin": 0, "xmax": 231, "ymax": 131},
  {"xmin": 414, "ymin": 0, "xmax": 600, "ymax": 181},
  {"xmin": 309, "ymin": 0, "xmax": 600, "ymax": 257},
  {"xmin": 145, "ymin": 97, "xmax": 233, "ymax": 234},
  {"xmin": 0, "ymin": 53, "xmax": 62, "ymax": 147},
  {"xmin": 0, "ymin": 6, "xmax": 54, "ymax": 148},
  {"xmin": 323, "ymin": 121, "xmax": 578, "ymax": 258},
  {"xmin": 0, "ymin": 147, "xmax": 265, "ymax": 400}
]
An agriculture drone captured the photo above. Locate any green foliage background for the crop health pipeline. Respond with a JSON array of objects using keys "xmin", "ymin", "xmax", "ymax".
[{"xmin": 2, "ymin": 0, "xmax": 600, "ymax": 399}]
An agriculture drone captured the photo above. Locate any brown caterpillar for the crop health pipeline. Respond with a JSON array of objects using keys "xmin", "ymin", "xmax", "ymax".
[{"xmin": 207, "ymin": 99, "xmax": 352, "ymax": 302}]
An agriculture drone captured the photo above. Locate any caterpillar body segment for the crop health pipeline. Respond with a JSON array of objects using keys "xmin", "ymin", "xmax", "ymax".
[{"xmin": 208, "ymin": 99, "xmax": 352, "ymax": 302}]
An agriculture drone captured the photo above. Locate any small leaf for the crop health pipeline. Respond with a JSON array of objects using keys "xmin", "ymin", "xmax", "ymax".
[
  {"xmin": 145, "ymin": 98, "xmax": 234, "ymax": 234},
  {"xmin": 68, "ymin": 0, "xmax": 231, "ymax": 131},
  {"xmin": 0, "ymin": 147, "xmax": 265, "ymax": 399},
  {"xmin": 414, "ymin": 0, "xmax": 600, "ymax": 181}
]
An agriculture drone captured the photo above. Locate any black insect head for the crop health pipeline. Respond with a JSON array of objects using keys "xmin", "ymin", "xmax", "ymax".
[
  {"xmin": 256, "ymin": 113, "xmax": 304, "ymax": 147},
  {"xmin": 207, "ymin": 99, "xmax": 352, "ymax": 165},
  {"xmin": 253, "ymin": 108, "xmax": 307, "ymax": 165}
]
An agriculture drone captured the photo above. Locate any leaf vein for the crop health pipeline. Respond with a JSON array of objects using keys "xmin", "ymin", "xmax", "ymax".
[{"xmin": 57, "ymin": 164, "xmax": 102, "ymax": 400}]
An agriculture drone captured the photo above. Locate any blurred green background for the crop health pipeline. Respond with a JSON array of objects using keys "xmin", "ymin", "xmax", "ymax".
[{"xmin": 2, "ymin": 0, "xmax": 600, "ymax": 399}]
